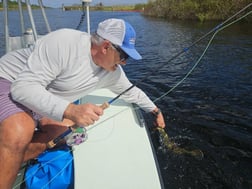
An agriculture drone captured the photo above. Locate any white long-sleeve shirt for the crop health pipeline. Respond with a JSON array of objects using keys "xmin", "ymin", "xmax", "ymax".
[{"xmin": 0, "ymin": 29, "xmax": 156, "ymax": 121}]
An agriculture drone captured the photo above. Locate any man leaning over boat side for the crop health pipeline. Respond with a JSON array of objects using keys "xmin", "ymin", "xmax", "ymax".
[{"xmin": 0, "ymin": 18, "xmax": 166, "ymax": 188}]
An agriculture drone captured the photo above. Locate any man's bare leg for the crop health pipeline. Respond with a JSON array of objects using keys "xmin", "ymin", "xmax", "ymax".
[
  {"xmin": 0, "ymin": 112, "xmax": 35, "ymax": 189},
  {"xmin": 0, "ymin": 114, "xmax": 72, "ymax": 188}
]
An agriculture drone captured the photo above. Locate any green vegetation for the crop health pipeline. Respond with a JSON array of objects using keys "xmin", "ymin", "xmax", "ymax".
[
  {"xmin": 0, "ymin": 1, "xmax": 144, "ymax": 12},
  {"xmin": 0, "ymin": 0, "xmax": 21, "ymax": 9},
  {"xmin": 92, "ymin": 4, "xmax": 144, "ymax": 12},
  {"xmin": 63, "ymin": 3, "xmax": 145, "ymax": 12},
  {"xmin": 2, "ymin": 0, "xmax": 250, "ymax": 22},
  {"xmin": 144, "ymin": 0, "xmax": 251, "ymax": 21},
  {"xmin": 0, "ymin": 0, "xmax": 42, "ymax": 10}
]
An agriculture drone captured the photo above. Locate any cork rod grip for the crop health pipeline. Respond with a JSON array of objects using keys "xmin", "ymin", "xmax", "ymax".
[
  {"xmin": 100, "ymin": 102, "xmax": 110, "ymax": 110},
  {"xmin": 46, "ymin": 102, "xmax": 110, "ymax": 149}
]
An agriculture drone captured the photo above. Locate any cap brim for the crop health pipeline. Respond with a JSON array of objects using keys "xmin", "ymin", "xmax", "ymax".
[{"xmin": 121, "ymin": 47, "xmax": 142, "ymax": 60}]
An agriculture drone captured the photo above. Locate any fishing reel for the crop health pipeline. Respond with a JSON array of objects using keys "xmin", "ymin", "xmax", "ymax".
[{"xmin": 64, "ymin": 126, "xmax": 88, "ymax": 146}]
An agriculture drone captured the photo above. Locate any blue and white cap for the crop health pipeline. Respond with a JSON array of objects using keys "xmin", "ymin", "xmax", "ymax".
[{"xmin": 97, "ymin": 18, "xmax": 142, "ymax": 60}]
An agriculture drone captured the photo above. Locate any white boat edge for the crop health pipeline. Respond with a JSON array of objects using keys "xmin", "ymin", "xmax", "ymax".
[
  {"xmin": 73, "ymin": 88, "xmax": 164, "ymax": 189},
  {"xmin": 3, "ymin": 0, "xmax": 165, "ymax": 188}
]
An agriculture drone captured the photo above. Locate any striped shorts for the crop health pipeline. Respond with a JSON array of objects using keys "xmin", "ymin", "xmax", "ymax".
[{"xmin": 0, "ymin": 77, "xmax": 32, "ymax": 123}]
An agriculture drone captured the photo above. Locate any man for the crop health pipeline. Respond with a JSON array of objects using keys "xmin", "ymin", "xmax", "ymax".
[{"xmin": 0, "ymin": 18, "xmax": 165, "ymax": 188}]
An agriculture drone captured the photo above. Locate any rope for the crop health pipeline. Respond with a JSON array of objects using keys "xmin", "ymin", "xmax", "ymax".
[{"xmin": 76, "ymin": 2, "xmax": 86, "ymax": 30}]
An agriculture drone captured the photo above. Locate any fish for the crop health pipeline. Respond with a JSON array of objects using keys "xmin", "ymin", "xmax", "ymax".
[{"xmin": 156, "ymin": 127, "xmax": 204, "ymax": 160}]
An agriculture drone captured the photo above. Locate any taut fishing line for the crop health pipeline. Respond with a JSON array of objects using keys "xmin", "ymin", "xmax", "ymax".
[
  {"xmin": 154, "ymin": 7, "xmax": 252, "ymax": 103},
  {"xmin": 104, "ymin": 3, "xmax": 252, "ymax": 106},
  {"xmin": 150, "ymin": 5, "xmax": 251, "ymax": 158},
  {"xmin": 15, "ymin": 3, "xmax": 252, "ymax": 187},
  {"xmin": 48, "ymin": 3, "xmax": 252, "ymax": 148}
]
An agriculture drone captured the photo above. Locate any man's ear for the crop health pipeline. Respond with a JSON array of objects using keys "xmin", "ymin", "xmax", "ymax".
[{"xmin": 102, "ymin": 40, "xmax": 111, "ymax": 54}]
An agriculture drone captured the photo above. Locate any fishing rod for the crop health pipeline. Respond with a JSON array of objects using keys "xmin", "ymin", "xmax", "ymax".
[
  {"xmin": 103, "ymin": 2, "xmax": 252, "ymax": 105},
  {"xmin": 47, "ymin": 3, "xmax": 252, "ymax": 149}
]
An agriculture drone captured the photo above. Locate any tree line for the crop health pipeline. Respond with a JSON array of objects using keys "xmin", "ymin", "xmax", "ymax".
[
  {"xmin": 0, "ymin": 0, "xmax": 40, "ymax": 10},
  {"xmin": 143, "ymin": 0, "xmax": 251, "ymax": 22}
]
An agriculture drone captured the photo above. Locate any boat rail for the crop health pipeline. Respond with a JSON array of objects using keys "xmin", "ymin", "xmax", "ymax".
[
  {"xmin": 3, "ymin": 0, "xmax": 91, "ymax": 53},
  {"xmin": 3, "ymin": 0, "xmax": 52, "ymax": 52}
]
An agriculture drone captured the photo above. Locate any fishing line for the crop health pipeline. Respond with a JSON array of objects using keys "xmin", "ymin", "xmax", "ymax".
[
  {"xmin": 14, "ymin": 109, "xmax": 131, "ymax": 187},
  {"xmin": 16, "ymin": 4, "xmax": 251, "ymax": 187},
  {"xmin": 109, "ymin": 3, "xmax": 252, "ymax": 105},
  {"xmin": 47, "ymin": 3, "xmax": 252, "ymax": 148},
  {"xmin": 87, "ymin": 106, "xmax": 129, "ymax": 132},
  {"xmin": 41, "ymin": 156, "xmax": 73, "ymax": 189},
  {"xmin": 13, "ymin": 147, "xmax": 76, "ymax": 188},
  {"xmin": 154, "ymin": 8, "xmax": 252, "ymax": 103},
  {"xmin": 148, "ymin": 6, "xmax": 252, "ymax": 159}
]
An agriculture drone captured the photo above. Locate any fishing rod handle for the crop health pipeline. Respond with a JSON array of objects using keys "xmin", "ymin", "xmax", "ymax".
[
  {"xmin": 46, "ymin": 102, "xmax": 110, "ymax": 149},
  {"xmin": 46, "ymin": 126, "xmax": 79, "ymax": 148},
  {"xmin": 100, "ymin": 101, "xmax": 110, "ymax": 110}
]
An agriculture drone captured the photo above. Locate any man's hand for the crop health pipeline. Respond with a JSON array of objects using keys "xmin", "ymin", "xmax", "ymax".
[
  {"xmin": 152, "ymin": 108, "xmax": 166, "ymax": 128},
  {"xmin": 63, "ymin": 103, "xmax": 104, "ymax": 126}
]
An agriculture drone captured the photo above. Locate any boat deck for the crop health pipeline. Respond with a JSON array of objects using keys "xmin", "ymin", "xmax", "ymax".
[{"xmin": 73, "ymin": 89, "xmax": 163, "ymax": 189}]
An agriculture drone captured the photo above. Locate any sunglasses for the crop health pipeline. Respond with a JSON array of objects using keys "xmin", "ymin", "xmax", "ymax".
[{"xmin": 111, "ymin": 44, "xmax": 129, "ymax": 62}]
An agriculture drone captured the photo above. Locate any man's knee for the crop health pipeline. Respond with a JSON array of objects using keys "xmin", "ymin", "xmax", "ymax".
[{"xmin": 0, "ymin": 112, "xmax": 35, "ymax": 152}]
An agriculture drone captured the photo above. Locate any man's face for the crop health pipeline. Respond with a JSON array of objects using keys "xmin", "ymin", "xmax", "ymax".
[{"xmin": 99, "ymin": 41, "xmax": 128, "ymax": 72}]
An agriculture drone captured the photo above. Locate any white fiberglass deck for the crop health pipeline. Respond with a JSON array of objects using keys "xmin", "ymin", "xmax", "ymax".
[{"xmin": 73, "ymin": 89, "xmax": 163, "ymax": 189}]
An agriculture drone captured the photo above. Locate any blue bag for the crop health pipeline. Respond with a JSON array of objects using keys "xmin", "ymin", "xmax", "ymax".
[{"xmin": 25, "ymin": 148, "xmax": 74, "ymax": 189}]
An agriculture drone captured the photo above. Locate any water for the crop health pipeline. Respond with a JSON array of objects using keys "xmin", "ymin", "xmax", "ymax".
[{"xmin": 1, "ymin": 9, "xmax": 252, "ymax": 189}]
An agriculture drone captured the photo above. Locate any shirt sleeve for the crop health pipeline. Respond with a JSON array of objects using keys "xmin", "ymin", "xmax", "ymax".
[
  {"xmin": 107, "ymin": 66, "xmax": 156, "ymax": 112},
  {"xmin": 10, "ymin": 31, "xmax": 71, "ymax": 121}
]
